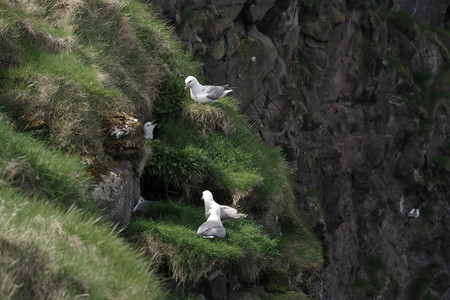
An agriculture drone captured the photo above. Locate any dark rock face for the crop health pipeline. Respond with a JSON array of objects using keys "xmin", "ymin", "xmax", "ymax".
[
  {"xmin": 92, "ymin": 159, "xmax": 141, "ymax": 226},
  {"xmin": 151, "ymin": 0, "xmax": 450, "ymax": 299}
]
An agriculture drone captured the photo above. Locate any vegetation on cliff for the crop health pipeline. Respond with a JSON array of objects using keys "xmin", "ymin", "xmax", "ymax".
[
  {"xmin": 0, "ymin": 0, "xmax": 322, "ymax": 297},
  {"xmin": 0, "ymin": 120, "xmax": 166, "ymax": 298}
]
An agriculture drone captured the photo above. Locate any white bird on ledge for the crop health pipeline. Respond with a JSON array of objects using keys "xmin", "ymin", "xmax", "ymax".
[{"xmin": 184, "ymin": 76, "xmax": 232, "ymax": 104}]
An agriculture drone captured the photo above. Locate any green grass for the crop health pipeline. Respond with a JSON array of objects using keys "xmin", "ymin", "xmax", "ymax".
[
  {"xmin": 0, "ymin": 0, "xmax": 323, "ymax": 294},
  {"xmin": 0, "ymin": 185, "xmax": 166, "ymax": 299},
  {"xmin": 143, "ymin": 94, "xmax": 320, "ymax": 285},
  {"xmin": 0, "ymin": 118, "xmax": 166, "ymax": 298},
  {"xmin": 0, "ymin": 121, "xmax": 93, "ymax": 210},
  {"xmin": 276, "ymin": 224, "xmax": 323, "ymax": 272},
  {"xmin": 150, "ymin": 95, "xmax": 300, "ymax": 223},
  {"xmin": 128, "ymin": 201, "xmax": 278, "ymax": 284},
  {"xmin": 0, "ymin": 0, "xmax": 197, "ymax": 156},
  {"xmin": 0, "ymin": 0, "xmax": 201, "ymax": 296}
]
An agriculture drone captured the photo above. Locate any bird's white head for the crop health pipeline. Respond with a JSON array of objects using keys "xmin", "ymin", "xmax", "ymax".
[
  {"xmin": 185, "ymin": 76, "xmax": 198, "ymax": 89},
  {"xmin": 202, "ymin": 190, "xmax": 213, "ymax": 202},
  {"xmin": 207, "ymin": 203, "xmax": 221, "ymax": 219},
  {"xmin": 143, "ymin": 121, "xmax": 157, "ymax": 139}
]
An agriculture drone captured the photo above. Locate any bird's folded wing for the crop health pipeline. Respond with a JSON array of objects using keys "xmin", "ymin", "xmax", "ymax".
[
  {"xmin": 196, "ymin": 221, "xmax": 225, "ymax": 237},
  {"xmin": 220, "ymin": 205, "xmax": 237, "ymax": 215},
  {"xmin": 204, "ymin": 85, "xmax": 225, "ymax": 100}
]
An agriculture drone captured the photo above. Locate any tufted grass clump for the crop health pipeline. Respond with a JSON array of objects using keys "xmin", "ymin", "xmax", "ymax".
[
  {"xmin": 275, "ymin": 224, "xmax": 323, "ymax": 272},
  {"xmin": 182, "ymin": 100, "xmax": 236, "ymax": 135},
  {"xmin": 128, "ymin": 201, "xmax": 278, "ymax": 284}
]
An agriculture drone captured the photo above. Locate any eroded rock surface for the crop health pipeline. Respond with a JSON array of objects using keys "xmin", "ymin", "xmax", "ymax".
[{"xmin": 92, "ymin": 159, "xmax": 140, "ymax": 226}]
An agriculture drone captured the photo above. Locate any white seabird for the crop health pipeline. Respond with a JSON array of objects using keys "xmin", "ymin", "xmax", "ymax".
[
  {"xmin": 132, "ymin": 196, "xmax": 156, "ymax": 214},
  {"xmin": 407, "ymin": 208, "xmax": 420, "ymax": 218},
  {"xmin": 143, "ymin": 121, "xmax": 157, "ymax": 139},
  {"xmin": 196, "ymin": 203, "xmax": 226, "ymax": 238},
  {"xmin": 184, "ymin": 76, "xmax": 232, "ymax": 104},
  {"xmin": 202, "ymin": 190, "xmax": 247, "ymax": 222}
]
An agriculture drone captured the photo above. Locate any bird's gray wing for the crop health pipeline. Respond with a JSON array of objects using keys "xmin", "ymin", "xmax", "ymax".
[
  {"xmin": 196, "ymin": 220, "xmax": 226, "ymax": 238},
  {"xmin": 204, "ymin": 85, "xmax": 225, "ymax": 100},
  {"xmin": 219, "ymin": 205, "xmax": 237, "ymax": 217}
]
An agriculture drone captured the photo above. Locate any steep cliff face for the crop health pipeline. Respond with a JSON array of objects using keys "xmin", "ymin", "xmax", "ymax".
[{"xmin": 152, "ymin": 0, "xmax": 450, "ymax": 298}]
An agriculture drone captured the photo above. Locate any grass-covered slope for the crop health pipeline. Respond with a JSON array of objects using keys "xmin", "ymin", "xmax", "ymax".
[
  {"xmin": 0, "ymin": 0, "xmax": 194, "ymax": 297},
  {"xmin": 0, "ymin": 0, "xmax": 196, "ymax": 157},
  {"xmin": 0, "ymin": 0, "xmax": 323, "ymax": 295},
  {"xmin": 0, "ymin": 120, "xmax": 166, "ymax": 299}
]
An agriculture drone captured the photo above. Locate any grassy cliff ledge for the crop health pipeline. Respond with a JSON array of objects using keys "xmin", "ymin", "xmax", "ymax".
[{"xmin": 0, "ymin": 0, "xmax": 322, "ymax": 297}]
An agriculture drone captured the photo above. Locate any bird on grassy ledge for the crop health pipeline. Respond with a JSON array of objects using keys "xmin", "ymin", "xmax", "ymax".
[
  {"xmin": 202, "ymin": 190, "xmax": 247, "ymax": 223},
  {"xmin": 184, "ymin": 76, "xmax": 232, "ymax": 104},
  {"xmin": 143, "ymin": 121, "xmax": 157, "ymax": 139},
  {"xmin": 196, "ymin": 203, "xmax": 226, "ymax": 238},
  {"xmin": 132, "ymin": 196, "xmax": 156, "ymax": 215}
]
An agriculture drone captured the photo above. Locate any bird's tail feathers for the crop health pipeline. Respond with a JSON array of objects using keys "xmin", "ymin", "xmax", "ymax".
[{"xmin": 232, "ymin": 213, "xmax": 247, "ymax": 219}]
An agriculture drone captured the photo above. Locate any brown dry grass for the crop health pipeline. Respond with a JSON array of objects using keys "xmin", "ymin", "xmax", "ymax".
[
  {"xmin": 182, "ymin": 101, "xmax": 236, "ymax": 135},
  {"xmin": 20, "ymin": 20, "xmax": 74, "ymax": 53},
  {"xmin": 2, "ymin": 157, "xmax": 38, "ymax": 194}
]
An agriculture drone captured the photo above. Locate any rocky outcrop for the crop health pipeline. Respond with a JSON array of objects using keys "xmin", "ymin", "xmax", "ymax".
[
  {"xmin": 92, "ymin": 159, "xmax": 140, "ymax": 226},
  {"xmin": 91, "ymin": 114, "xmax": 148, "ymax": 226},
  {"xmin": 151, "ymin": 0, "xmax": 450, "ymax": 299}
]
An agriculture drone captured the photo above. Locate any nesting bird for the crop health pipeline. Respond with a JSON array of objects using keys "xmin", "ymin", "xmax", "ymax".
[
  {"xmin": 196, "ymin": 203, "xmax": 226, "ymax": 238},
  {"xmin": 201, "ymin": 190, "xmax": 247, "ymax": 223},
  {"xmin": 132, "ymin": 196, "xmax": 156, "ymax": 214},
  {"xmin": 184, "ymin": 76, "xmax": 232, "ymax": 104},
  {"xmin": 143, "ymin": 121, "xmax": 157, "ymax": 139}
]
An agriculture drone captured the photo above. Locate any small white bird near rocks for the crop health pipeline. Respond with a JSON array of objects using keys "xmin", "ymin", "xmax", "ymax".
[
  {"xmin": 143, "ymin": 121, "xmax": 157, "ymax": 139},
  {"xmin": 407, "ymin": 208, "xmax": 420, "ymax": 218},
  {"xmin": 201, "ymin": 190, "xmax": 247, "ymax": 223},
  {"xmin": 196, "ymin": 203, "xmax": 226, "ymax": 238},
  {"xmin": 185, "ymin": 76, "xmax": 232, "ymax": 104},
  {"xmin": 132, "ymin": 196, "xmax": 156, "ymax": 214}
]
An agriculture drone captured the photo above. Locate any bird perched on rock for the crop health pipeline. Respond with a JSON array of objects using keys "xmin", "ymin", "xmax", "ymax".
[
  {"xmin": 201, "ymin": 190, "xmax": 247, "ymax": 223},
  {"xmin": 185, "ymin": 76, "xmax": 232, "ymax": 104},
  {"xmin": 143, "ymin": 121, "xmax": 157, "ymax": 139},
  {"xmin": 407, "ymin": 208, "xmax": 420, "ymax": 218},
  {"xmin": 196, "ymin": 203, "xmax": 226, "ymax": 238}
]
